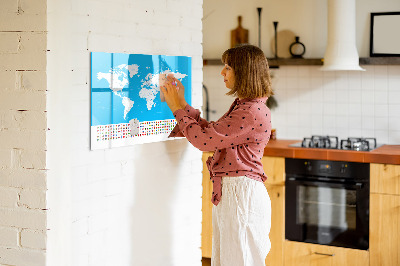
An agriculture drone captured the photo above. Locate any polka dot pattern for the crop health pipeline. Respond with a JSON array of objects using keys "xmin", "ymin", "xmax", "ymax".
[{"xmin": 170, "ymin": 97, "xmax": 272, "ymax": 206}]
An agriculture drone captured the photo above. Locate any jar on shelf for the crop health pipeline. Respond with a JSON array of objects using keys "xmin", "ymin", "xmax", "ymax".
[{"xmin": 289, "ymin": 36, "xmax": 306, "ymax": 58}]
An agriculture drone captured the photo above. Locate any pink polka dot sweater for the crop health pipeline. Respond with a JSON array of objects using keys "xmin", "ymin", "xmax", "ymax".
[{"xmin": 169, "ymin": 97, "xmax": 271, "ymax": 206}]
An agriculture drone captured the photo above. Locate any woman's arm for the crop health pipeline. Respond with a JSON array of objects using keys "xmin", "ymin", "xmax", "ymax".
[
  {"xmin": 172, "ymin": 106, "xmax": 256, "ymax": 152},
  {"xmin": 162, "ymin": 75, "xmax": 211, "ymax": 137},
  {"xmin": 169, "ymin": 104, "xmax": 211, "ymax": 136}
]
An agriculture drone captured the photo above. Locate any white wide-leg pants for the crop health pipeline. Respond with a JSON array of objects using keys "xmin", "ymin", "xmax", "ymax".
[{"xmin": 211, "ymin": 176, "xmax": 271, "ymax": 266}]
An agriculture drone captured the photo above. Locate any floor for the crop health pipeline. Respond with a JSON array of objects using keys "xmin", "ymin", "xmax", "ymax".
[{"xmin": 202, "ymin": 257, "xmax": 211, "ymax": 266}]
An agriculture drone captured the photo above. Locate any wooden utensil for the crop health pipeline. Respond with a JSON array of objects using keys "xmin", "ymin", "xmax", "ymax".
[{"xmin": 231, "ymin": 16, "xmax": 249, "ymax": 48}]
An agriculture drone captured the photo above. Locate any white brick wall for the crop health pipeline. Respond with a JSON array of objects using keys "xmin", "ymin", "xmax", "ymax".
[
  {"xmin": 0, "ymin": 0, "xmax": 48, "ymax": 265},
  {"xmin": 0, "ymin": 247, "xmax": 46, "ymax": 266},
  {"xmin": 21, "ymin": 229, "xmax": 47, "ymax": 250},
  {"xmin": 0, "ymin": 187, "xmax": 19, "ymax": 208},
  {"xmin": 0, "ymin": 227, "xmax": 19, "ymax": 247},
  {"xmin": 47, "ymin": 1, "xmax": 203, "ymax": 266},
  {"xmin": 3, "ymin": 1, "xmax": 204, "ymax": 265}
]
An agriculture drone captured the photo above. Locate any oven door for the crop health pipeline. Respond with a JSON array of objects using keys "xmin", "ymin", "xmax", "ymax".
[{"xmin": 285, "ymin": 177, "xmax": 369, "ymax": 250}]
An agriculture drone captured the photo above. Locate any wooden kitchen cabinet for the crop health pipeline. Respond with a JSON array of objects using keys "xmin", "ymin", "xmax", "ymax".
[
  {"xmin": 370, "ymin": 163, "xmax": 400, "ymax": 266},
  {"xmin": 264, "ymin": 184, "xmax": 285, "ymax": 266},
  {"xmin": 201, "ymin": 154, "xmax": 286, "ymax": 265},
  {"xmin": 202, "ymin": 152, "xmax": 213, "ymax": 258},
  {"xmin": 284, "ymin": 241, "xmax": 369, "ymax": 266},
  {"xmin": 262, "ymin": 156, "xmax": 285, "ymax": 266},
  {"xmin": 261, "ymin": 156, "xmax": 285, "ymax": 186},
  {"xmin": 370, "ymin": 193, "xmax": 400, "ymax": 266}
]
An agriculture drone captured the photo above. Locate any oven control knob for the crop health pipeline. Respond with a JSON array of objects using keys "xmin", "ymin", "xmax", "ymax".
[
  {"xmin": 304, "ymin": 161, "xmax": 312, "ymax": 171},
  {"xmin": 340, "ymin": 164, "xmax": 347, "ymax": 174}
]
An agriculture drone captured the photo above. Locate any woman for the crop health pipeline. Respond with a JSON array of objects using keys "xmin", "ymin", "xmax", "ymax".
[{"xmin": 161, "ymin": 44, "xmax": 273, "ymax": 266}]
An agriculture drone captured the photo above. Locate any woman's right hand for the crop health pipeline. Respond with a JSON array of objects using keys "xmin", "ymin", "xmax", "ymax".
[{"xmin": 167, "ymin": 74, "xmax": 187, "ymax": 108}]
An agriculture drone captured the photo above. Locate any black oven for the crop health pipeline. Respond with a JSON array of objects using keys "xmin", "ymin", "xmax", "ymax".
[{"xmin": 285, "ymin": 158, "xmax": 369, "ymax": 250}]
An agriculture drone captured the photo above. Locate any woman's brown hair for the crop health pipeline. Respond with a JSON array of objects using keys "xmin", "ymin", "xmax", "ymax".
[{"xmin": 221, "ymin": 44, "xmax": 273, "ymax": 99}]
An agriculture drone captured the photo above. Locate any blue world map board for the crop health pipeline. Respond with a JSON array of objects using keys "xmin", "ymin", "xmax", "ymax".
[{"xmin": 90, "ymin": 52, "xmax": 191, "ymax": 149}]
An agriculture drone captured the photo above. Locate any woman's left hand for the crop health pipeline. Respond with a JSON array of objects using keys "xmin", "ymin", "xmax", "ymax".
[{"xmin": 161, "ymin": 76, "xmax": 185, "ymax": 113}]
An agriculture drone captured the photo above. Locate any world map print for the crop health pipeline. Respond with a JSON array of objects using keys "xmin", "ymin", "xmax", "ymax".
[{"xmin": 90, "ymin": 52, "xmax": 191, "ymax": 149}]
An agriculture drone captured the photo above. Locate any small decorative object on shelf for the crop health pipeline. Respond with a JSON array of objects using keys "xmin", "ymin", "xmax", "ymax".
[
  {"xmin": 289, "ymin": 36, "xmax": 306, "ymax": 58},
  {"xmin": 257, "ymin": 8, "xmax": 262, "ymax": 48},
  {"xmin": 231, "ymin": 16, "xmax": 249, "ymax": 48},
  {"xmin": 273, "ymin": 21, "xmax": 279, "ymax": 58},
  {"xmin": 270, "ymin": 129, "xmax": 277, "ymax": 140}
]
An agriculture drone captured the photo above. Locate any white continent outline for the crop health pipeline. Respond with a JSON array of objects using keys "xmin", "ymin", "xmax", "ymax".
[
  {"xmin": 97, "ymin": 63, "xmax": 187, "ymax": 118},
  {"xmin": 97, "ymin": 63, "xmax": 139, "ymax": 119},
  {"xmin": 139, "ymin": 70, "xmax": 187, "ymax": 110}
]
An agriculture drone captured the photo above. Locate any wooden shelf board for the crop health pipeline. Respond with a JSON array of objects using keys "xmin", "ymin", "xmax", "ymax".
[
  {"xmin": 268, "ymin": 58, "xmax": 323, "ymax": 66},
  {"xmin": 203, "ymin": 58, "xmax": 323, "ymax": 67},
  {"xmin": 359, "ymin": 57, "xmax": 400, "ymax": 65},
  {"xmin": 203, "ymin": 57, "xmax": 400, "ymax": 67}
]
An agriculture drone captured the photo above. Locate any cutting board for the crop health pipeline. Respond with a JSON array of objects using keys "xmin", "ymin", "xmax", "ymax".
[{"xmin": 231, "ymin": 16, "xmax": 249, "ymax": 48}]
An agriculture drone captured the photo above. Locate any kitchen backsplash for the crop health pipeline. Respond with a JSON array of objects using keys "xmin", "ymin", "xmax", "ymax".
[{"xmin": 203, "ymin": 65, "xmax": 400, "ymax": 144}]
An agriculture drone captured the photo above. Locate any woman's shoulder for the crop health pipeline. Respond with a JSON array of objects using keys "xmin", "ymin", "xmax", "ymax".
[
  {"xmin": 229, "ymin": 99, "xmax": 269, "ymax": 123},
  {"xmin": 239, "ymin": 98, "xmax": 269, "ymax": 111},
  {"xmin": 245, "ymin": 98, "xmax": 271, "ymax": 122}
]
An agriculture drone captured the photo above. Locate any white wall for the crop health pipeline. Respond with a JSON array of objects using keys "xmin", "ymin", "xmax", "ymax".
[
  {"xmin": 203, "ymin": 0, "xmax": 400, "ymax": 145},
  {"xmin": 204, "ymin": 0, "xmax": 326, "ymax": 59},
  {"xmin": 204, "ymin": 65, "xmax": 400, "ymax": 144},
  {"xmin": 271, "ymin": 65, "xmax": 400, "ymax": 144},
  {"xmin": 0, "ymin": 0, "xmax": 48, "ymax": 265},
  {"xmin": 203, "ymin": 0, "xmax": 400, "ymax": 58},
  {"xmin": 47, "ymin": 0, "xmax": 203, "ymax": 266}
]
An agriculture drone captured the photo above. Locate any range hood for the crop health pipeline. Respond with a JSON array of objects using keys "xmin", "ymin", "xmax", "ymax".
[{"xmin": 320, "ymin": 0, "xmax": 365, "ymax": 71}]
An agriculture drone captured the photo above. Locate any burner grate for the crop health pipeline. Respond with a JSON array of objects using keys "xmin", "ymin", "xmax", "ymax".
[
  {"xmin": 301, "ymin": 135, "xmax": 339, "ymax": 149},
  {"xmin": 340, "ymin": 137, "xmax": 377, "ymax": 151},
  {"xmin": 296, "ymin": 136, "xmax": 378, "ymax": 151}
]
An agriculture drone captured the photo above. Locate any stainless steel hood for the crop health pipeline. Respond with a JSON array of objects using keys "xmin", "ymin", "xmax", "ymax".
[{"xmin": 320, "ymin": 0, "xmax": 365, "ymax": 71}]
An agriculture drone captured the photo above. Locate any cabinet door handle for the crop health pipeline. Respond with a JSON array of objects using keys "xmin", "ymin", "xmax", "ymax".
[{"xmin": 314, "ymin": 252, "xmax": 335, "ymax": 257}]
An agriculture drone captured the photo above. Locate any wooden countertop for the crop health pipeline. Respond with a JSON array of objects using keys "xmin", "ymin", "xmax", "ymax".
[{"xmin": 263, "ymin": 139, "xmax": 400, "ymax": 165}]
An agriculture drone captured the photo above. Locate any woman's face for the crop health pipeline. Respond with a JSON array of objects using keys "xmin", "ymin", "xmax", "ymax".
[{"xmin": 220, "ymin": 64, "xmax": 235, "ymax": 89}]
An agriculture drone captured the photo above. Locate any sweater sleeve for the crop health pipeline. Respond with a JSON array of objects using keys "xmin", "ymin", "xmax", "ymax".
[
  {"xmin": 168, "ymin": 104, "xmax": 210, "ymax": 138},
  {"xmin": 173, "ymin": 106, "xmax": 256, "ymax": 152}
]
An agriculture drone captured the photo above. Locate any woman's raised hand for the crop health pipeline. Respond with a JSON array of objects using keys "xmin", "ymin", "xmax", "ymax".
[
  {"xmin": 161, "ymin": 75, "xmax": 185, "ymax": 113},
  {"xmin": 167, "ymin": 74, "xmax": 187, "ymax": 108}
]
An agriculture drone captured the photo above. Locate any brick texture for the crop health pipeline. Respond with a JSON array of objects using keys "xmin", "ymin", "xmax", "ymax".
[
  {"xmin": 2, "ymin": 0, "xmax": 203, "ymax": 265},
  {"xmin": 0, "ymin": 187, "xmax": 19, "ymax": 208},
  {"xmin": 0, "ymin": 227, "xmax": 19, "ymax": 247},
  {"xmin": 46, "ymin": 0, "xmax": 203, "ymax": 265},
  {"xmin": 21, "ymin": 229, "xmax": 47, "ymax": 249},
  {"xmin": 0, "ymin": 0, "xmax": 47, "ymax": 264}
]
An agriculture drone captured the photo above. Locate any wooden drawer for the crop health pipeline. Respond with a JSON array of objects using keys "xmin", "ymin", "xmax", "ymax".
[{"xmin": 284, "ymin": 241, "xmax": 369, "ymax": 266}]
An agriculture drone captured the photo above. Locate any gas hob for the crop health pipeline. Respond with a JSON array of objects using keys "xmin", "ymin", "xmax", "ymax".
[{"xmin": 289, "ymin": 135, "xmax": 382, "ymax": 151}]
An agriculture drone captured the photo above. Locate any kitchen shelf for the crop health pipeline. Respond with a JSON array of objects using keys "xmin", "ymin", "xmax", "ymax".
[
  {"xmin": 268, "ymin": 58, "xmax": 323, "ymax": 67},
  {"xmin": 203, "ymin": 57, "xmax": 400, "ymax": 67},
  {"xmin": 203, "ymin": 58, "xmax": 322, "ymax": 68},
  {"xmin": 359, "ymin": 57, "xmax": 400, "ymax": 65}
]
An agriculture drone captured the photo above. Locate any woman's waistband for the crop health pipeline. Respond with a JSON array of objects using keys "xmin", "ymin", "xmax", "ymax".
[{"xmin": 222, "ymin": 175, "xmax": 253, "ymax": 184}]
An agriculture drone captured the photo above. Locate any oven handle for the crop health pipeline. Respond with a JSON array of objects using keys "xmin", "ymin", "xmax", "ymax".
[
  {"xmin": 314, "ymin": 252, "xmax": 335, "ymax": 257},
  {"xmin": 286, "ymin": 177, "xmax": 364, "ymax": 189}
]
